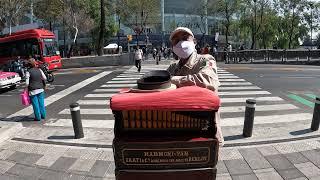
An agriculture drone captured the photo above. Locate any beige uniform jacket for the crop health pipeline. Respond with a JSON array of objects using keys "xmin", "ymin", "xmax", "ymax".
[{"xmin": 167, "ymin": 51, "xmax": 224, "ymax": 145}]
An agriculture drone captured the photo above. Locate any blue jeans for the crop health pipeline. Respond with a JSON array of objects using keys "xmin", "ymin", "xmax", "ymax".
[{"xmin": 30, "ymin": 92, "xmax": 46, "ymax": 121}]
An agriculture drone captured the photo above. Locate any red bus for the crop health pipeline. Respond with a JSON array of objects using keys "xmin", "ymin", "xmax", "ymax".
[{"xmin": 0, "ymin": 29, "xmax": 62, "ymax": 70}]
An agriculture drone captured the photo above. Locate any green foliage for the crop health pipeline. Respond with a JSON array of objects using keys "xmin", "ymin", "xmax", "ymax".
[
  {"xmin": 34, "ymin": 0, "xmax": 64, "ymax": 23},
  {"xmin": 34, "ymin": 0, "xmax": 117, "ymax": 52},
  {"xmin": 209, "ymin": 0, "xmax": 318, "ymax": 49},
  {"xmin": 0, "ymin": 0, "xmax": 30, "ymax": 33},
  {"xmin": 115, "ymin": 0, "xmax": 160, "ymax": 33},
  {"xmin": 210, "ymin": 0, "xmax": 241, "ymax": 44}
]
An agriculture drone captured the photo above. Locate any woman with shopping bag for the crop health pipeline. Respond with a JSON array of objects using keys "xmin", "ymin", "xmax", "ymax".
[{"xmin": 25, "ymin": 58, "xmax": 47, "ymax": 121}]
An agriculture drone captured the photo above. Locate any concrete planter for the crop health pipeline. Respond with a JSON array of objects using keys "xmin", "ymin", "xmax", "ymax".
[{"xmin": 61, "ymin": 53, "xmax": 135, "ymax": 69}]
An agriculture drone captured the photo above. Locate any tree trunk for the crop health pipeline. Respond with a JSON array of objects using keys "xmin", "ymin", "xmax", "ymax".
[
  {"xmin": 63, "ymin": 18, "xmax": 66, "ymax": 57},
  {"xmin": 251, "ymin": 0, "xmax": 257, "ymax": 49},
  {"xmin": 263, "ymin": 30, "xmax": 267, "ymax": 49},
  {"xmin": 225, "ymin": 24, "xmax": 229, "ymax": 45},
  {"xmin": 9, "ymin": 19, "xmax": 12, "ymax": 35},
  {"xmin": 288, "ymin": 8, "xmax": 295, "ymax": 49},
  {"xmin": 49, "ymin": 21, "xmax": 52, "ymax": 31},
  {"xmin": 225, "ymin": 2, "xmax": 229, "ymax": 45},
  {"xmin": 250, "ymin": 18, "xmax": 255, "ymax": 49},
  {"xmin": 97, "ymin": 0, "xmax": 105, "ymax": 56}
]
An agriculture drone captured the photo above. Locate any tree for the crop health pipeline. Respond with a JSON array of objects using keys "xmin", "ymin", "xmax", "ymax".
[
  {"xmin": 188, "ymin": 0, "xmax": 209, "ymax": 47},
  {"xmin": 256, "ymin": 8, "xmax": 279, "ymax": 49},
  {"xmin": 97, "ymin": 0, "xmax": 105, "ymax": 56},
  {"xmin": 0, "ymin": 0, "xmax": 30, "ymax": 34},
  {"xmin": 303, "ymin": 2, "xmax": 320, "ymax": 45},
  {"xmin": 239, "ymin": 0, "xmax": 270, "ymax": 49},
  {"xmin": 116, "ymin": 0, "xmax": 160, "ymax": 46},
  {"xmin": 210, "ymin": 0, "xmax": 241, "ymax": 45},
  {"xmin": 34, "ymin": 0, "xmax": 64, "ymax": 31},
  {"xmin": 274, "ymin": 0, "xmax": 308, "ymax": 49},
  {"xmin": 35, "ymin": 0, "xmax": 95, "ymax": 57}
]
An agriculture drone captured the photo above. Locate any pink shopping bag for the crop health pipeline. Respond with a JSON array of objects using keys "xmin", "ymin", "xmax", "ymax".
[{"xmin": 20, "ymin": 90, "xmax": 31, "ymax": 106}]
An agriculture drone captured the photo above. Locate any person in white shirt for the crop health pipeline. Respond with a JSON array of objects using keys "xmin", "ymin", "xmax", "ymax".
[{"xmin": 134, "ymin": 46, "xmax": 143, "ymax": 72}]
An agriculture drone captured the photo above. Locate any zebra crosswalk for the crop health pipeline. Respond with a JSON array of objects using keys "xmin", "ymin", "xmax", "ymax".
[{"xmin": 45, "ymin": 64, "xmax": 311, "ymax": 135}]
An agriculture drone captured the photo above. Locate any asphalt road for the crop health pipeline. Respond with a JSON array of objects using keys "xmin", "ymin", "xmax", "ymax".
[
  {"xmin": 219, "ymin": 63, "xmax": 320, "ymax": 112},
  {"xmin": 0, "ymin": 66, "xmax": 130, "ymax": 120},
  {"xmin": 1, "ymin": 62, "xmax": 319, "ymax": 126}
]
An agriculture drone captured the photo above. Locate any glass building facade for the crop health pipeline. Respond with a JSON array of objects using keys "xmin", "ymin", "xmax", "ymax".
[{"xmin": 163, "ymin": 0, "xmax": 220, "ymax": 35}]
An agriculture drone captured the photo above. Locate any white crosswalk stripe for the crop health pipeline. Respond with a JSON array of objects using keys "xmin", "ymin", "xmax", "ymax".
[
  {"xmin": 221, "ymin": 96, "xmax": 283, "ymax": 103},
  {"xmin": 220, "ymin": 82, "xmax": 252, "ymax": 86},
  {"xmin": 93, "ymin": 89, "xmax": 121, "ymax": 93},
  {"xmin": 46, "ymin": 119, "xmax": 114, "ymax": 128},
  {"xmin": 219, "ymin": 79, "xmax": 246, "ymax": 82},
  {"xmin": 219, "ymin": 91, "xmax": 271, "ymax": 96},
  {"xmin": 47, "ymin": 65, "xmax": 311, "ymax": 131},
  {"xmin": 101, "ymin": 84, "xmax": 135, "ymax": 88},
  {"xmin": 221, "ymin": 113, "xmax": 312, "ymax": 127},
  {"xmin": 112, "ymin": 78, "xmax": 140, "ymax": 80},
  {"xmin": 218, "ymin": 74, "xmax": 236, "ymax": 76},
  {"xmin": 59, "ymin": 108, "xmax": 112, "ymax": 115},
  {"xmin": 85, "ymin": 94, "xmax": 115, "ymax": 98},
  {"xmin": 219, "ymin": 86, "xmax": 261, "ymax": 90},
  {"xmin": 220, "ymin": 104, "xmax": 298, "ymax": 113},
  {"xmin": 106, "ymin": 80, "xmax": 137, "ymax": 84},
  {"xmin": 77, "ymin": 100, "xmax": 110, "ymax": 105},
  {"xmin": 218, "ymin": 76, "xmax": 240, "ymax": 79}
]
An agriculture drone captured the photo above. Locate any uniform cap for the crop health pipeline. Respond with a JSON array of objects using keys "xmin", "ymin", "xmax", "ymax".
[{"xmin": 170, "ymin": 27, "xmax": 194, "ymax": 42}]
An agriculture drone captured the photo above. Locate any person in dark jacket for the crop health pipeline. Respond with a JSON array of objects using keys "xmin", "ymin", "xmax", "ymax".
[{"xmin": 25, "ymin": 58, "xmax": 47, "ymax": 121}]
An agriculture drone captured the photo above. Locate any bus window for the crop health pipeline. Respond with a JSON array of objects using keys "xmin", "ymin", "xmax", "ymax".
[
  {"xmin": 43, "ymin": 38, "xmax": 59, "ymax": 57},
  {"xmin": 0, "ymin": 39, "xmax": 39, "ymax": 58}
]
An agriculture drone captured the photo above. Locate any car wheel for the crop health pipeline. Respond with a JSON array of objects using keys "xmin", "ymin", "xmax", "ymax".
[{"xmin": 47, "ymin": 74, "xmax": 54, "ymax": 83}]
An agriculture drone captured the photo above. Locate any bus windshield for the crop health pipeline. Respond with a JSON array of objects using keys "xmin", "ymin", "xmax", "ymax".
[{"xmin": 42, "ymin": 38, "xmax": 59, "ymax": 57}]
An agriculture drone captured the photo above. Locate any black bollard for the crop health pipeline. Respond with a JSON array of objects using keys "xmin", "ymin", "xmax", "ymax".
[
  {"xmin": 70, "ymin": 103, "xmax": 84, "ymax": 139},
  {"xmin": 311, "ymin": 97, "xmax": 320, "ymax": 131},
  {"xmin": 243, "ymin": 99, "xmax": 256, "ymax": 137}
]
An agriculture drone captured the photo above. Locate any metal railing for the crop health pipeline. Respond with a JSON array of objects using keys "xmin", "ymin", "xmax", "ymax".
[{"xmin": 216, "ymin": 49, "xmax": 320, "ymax": 64}]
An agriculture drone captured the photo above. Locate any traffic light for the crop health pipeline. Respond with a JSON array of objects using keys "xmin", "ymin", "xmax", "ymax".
[{"xmin": 127, "ymin": 35, "xmax": 132, "ymax": 42}]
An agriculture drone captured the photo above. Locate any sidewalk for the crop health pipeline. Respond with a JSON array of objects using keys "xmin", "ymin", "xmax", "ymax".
[{"xmin": 1, "ymin": 127, "xmax": 320, "ymax": 179}]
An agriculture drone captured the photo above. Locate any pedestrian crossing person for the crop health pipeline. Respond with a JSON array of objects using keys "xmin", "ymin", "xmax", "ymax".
[
  {"xmin": 134, "ymin": 46, "xmax": 143, "ymax": 72},
  {"xmin": 25, "ymin": 58, "xmax": 47, "ymax": 121},
  {"xmin": 167, "ymin": 27, "xmax": 224, "ymax": 145}
]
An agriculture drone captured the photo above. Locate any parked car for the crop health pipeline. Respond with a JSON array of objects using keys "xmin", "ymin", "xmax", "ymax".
[{"xmin": 0, "ymin": 71, "xmax": 21, "ymax": 89}]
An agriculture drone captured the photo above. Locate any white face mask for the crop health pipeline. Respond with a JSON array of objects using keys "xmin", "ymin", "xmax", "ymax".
[{"xmin": 173, "ymin": 40, "xmax": 195, "ymax": 59}]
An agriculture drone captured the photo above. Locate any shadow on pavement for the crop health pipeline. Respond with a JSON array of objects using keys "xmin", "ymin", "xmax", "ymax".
[
  {"xmin": 290, "ymin": 129, "xmax": 313, "ymax": 136},
  {"xmin": 224, "ymin": 134, "xmax": 245, "ymax": 141},
  {"xmin": 0, "ymin": 86, "xmax": 16, "ymax": 94},
  {"xmin": 0, "ymin": 116, "xmax": 34, "ymax": 122},
  {"xmin": 48, "ymin": 135, "xmax": 75, "ymax": 140}
]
